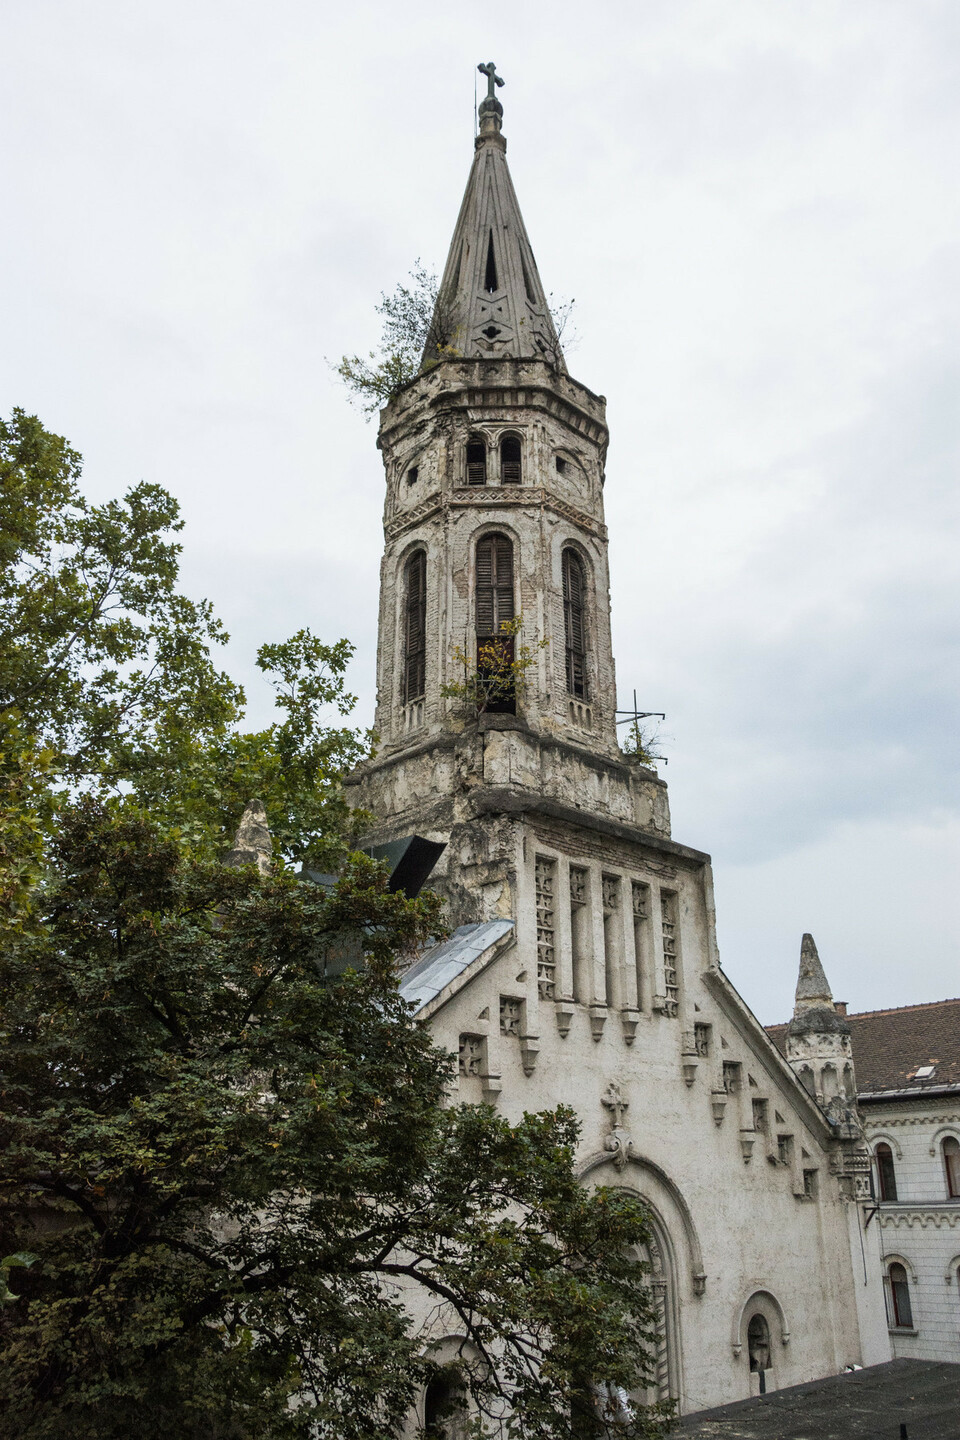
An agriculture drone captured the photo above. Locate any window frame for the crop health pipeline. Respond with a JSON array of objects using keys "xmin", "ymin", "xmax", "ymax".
[
  {"xmin": 562, "ymin": 546, "xmax": 589, "ymax": 700},
  {"xmin": 499, "ymin": 433, "xmax": 522, "ymax": 484},
  {"xmin": 402, "ymin": 549, "xmax": 427, "ymax": 705},
  {"xmin": 886, "ymin": 1261, "xmax": 914, "ymax": 1330},
  {"xmin": 466, "ymin": 434, "xmax": 487, "ymax": 486},
  {"xmin": 875, "ymin": 1142, "xmax": 898, "ymax": 1202},
  {"xmin": 943, "ymin": 1136, "xmax": 960, "ymax": 1199}
]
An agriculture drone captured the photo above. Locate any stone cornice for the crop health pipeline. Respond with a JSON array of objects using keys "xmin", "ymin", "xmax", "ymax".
[
  {"xmin": 879, "ymin": 1206, "xmax": 960, "ymax": 1230},
  {"xmin": 384, "ymin": 486, "xmax": 606, "ymax": 543},
  {"xmin": 862, "ymin": 1109, "xmax": 960, "ymax": 1127}
]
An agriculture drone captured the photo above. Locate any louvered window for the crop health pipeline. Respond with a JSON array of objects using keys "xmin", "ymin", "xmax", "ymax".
[
  {"xmin": 562, "ymin": 548, "xmax": 588, "ymax": 698},
  {"xmin": 403, "ymin": 551, "xmax": 426, "ymax": 703},
  {"xmin": 500, "ymin": 435, "xmax": 522, "ymax": 484},
  {"xmin": 476, "ymin": 534, "xmax": 514, "ymax": 635},
  {"xmin": 466, "ymin": 436, "xmax": 487, "ymax": 486},
  {"xmin": 475, "ymin": 533, "xmax": 515, "ymax": 715}
]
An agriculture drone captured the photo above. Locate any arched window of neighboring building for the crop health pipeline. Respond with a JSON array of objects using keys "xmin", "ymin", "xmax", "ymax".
[
  {"xmin": 466, "ymin": 435, "xmax": 487, "ymax": 486},
  {"xmin": 943, "ymin": 1137, "xmax": 960, "ymax": 1198},
  {"xmin": 424, "ymin": 1368, "xmax": 468, "ymax": 1440},
  {"xmin": 875, "ymin": 1142, "xmax": 898, "ymax": 1202},
  {"xmin": 747, "ymin": 1313, "xmax": 771, "ymax": 1392},
  {"xmin": 887, "ymin": 1262, "xmax": 914, "ymax": 1330},
  {"xmin": 403, "ymin": 550, "xmax": 427, "ymax": 704},
  {"xmin": 562, "ymin": 548, "xmax": 588, "ymax": 699},
  {"xmin": 475, "ymin": 533, "xmax": 516, "ymax": 715},
  {"xmin": 500, "ymin": 434, "xmax": 522, "ymax": 484}
]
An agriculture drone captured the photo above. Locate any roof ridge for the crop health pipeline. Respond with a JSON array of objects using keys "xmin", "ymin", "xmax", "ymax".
[{"xmin": 846, "ymin": 998, "xmax": 960, "ymax": 1020}]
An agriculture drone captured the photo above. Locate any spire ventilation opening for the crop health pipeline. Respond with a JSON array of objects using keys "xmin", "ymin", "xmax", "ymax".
[
  {"xmin": 484, "ymin": 231, "xmax": 498, "ymax": 293},
  {"xmin": 520, "ymin": 250, "xmax": 537, "ymax": 305}
]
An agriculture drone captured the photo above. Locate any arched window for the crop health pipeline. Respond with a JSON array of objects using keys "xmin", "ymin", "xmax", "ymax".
[
  {"xmin": 403, "ymin": 551, "xmax": 426, "ymax": 704},
  {"xmin": 466, "ymin": 435, "xmax": 487, "ymax": 486},
  {"xmin": 476, "ymin": 534, "xmax": 514, "ymax": 635},
  {"xmin": 500, "ymin": 434, "xmax": 522, "ymax": 484},
  {"xmin": 875, "ymin": 1142, "xmax": 898, "ymax": 1202},
  {"xmin": 747, "ymin": 1313, "xmax": 771, "ymax": 1392},
  {"xmin": 475, "ymin": 534, "xmax": 515, "ymax": 715},
  {"xmin": 424, "ymin": 1368, "xmax": 468, "ymax": 1440},
  {"xmin": 943, "ymin": 1137, "xmax": 960, "ymax": 1198},
  {"xmin": 562, "ymin": 548, "xmax": 588, "ymax": 699},
  {"xmin": 887, "ymin": 1262, "xmax": 913, "ymax": 1329}
]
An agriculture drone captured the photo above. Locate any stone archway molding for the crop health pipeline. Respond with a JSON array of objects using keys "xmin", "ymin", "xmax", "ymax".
[
  {"xmin": 868, "ymin": 1131, "xmax": 904, "ymax": 1161},
  {"xmin": 731, "ymin": 1288, "xmax": 790, "ymax": 1359},
  {"xmin": 928, "ymin": 1124, "xmax": 960, "ymax": 1159},
  {"xmin": 578, "ymin": 1149, "xmax": 706, "ymax": 1296}
]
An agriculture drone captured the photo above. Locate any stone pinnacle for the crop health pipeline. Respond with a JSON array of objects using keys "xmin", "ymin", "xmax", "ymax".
[
  {"xmin": 224, "ymin": 798, "xmax": 272, "ymax": 875},
  {"xmin": 793, "ymin": 933, "xmax": 834, "ymax": 1016}
]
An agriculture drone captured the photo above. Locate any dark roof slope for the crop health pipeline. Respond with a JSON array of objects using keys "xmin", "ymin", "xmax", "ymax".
[
  {"xmin": 766, "ymin": 997, "xmax": 960, "ymax": 1096},
  {"xmin": 678, "ymin": 1358, "xmax": 960, "ymax": 1438}
]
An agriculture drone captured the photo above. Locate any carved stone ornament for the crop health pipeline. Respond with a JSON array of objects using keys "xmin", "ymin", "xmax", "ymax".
[{"xmin": 602, "ymin": 1080, "xmax": 635, "ymax": 1171}]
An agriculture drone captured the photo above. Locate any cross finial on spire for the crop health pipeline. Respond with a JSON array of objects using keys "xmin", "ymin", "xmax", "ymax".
[{"xmin": 477, "ymin": 61, "xmax": 504, "ymax": 102}]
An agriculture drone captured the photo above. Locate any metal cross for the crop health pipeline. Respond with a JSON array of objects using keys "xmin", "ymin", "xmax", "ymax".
[{"xmin": 478, "ymin": 61, "xmax": 505, "ymax": 101}]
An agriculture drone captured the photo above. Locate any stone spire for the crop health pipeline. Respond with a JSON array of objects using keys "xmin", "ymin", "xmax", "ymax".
[
  {"xmin": 793, "ymin": 932, "xmax": 834, "ymax": 1017},
  {"xmin": 224, "ymin": 798, "xmax": 272, "ymax": 875},
  {"xmin": 427, "ymin": 63, "xmax": 564, "ymax": 368}
]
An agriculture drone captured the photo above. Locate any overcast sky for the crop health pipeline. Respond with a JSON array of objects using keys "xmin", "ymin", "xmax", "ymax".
[{"xmin": 2, "ymin": 1, "xmax": 958, "ymax": 1023}]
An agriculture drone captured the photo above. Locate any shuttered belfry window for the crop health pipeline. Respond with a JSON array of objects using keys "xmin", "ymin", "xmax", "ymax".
[
  {"xmin": 475, "ymin": 533, "xmax": 515, "ymax": 715},
  {"xmin": 466, "ymin": 435, "xmax": 487, "ymax": 486},
  {"xmin": 476, "ymin": 534, "xmax": 514, "ymax": 635},
  {"xmin": 562, "ymin": 548, "xmax": 588, "ymax": 698},
  {"xmin": 500, "ymin": 434, "xmax": 521, "ymax": 484},
  {"xmin": 403, "ymin": 550, "xmax": 426, "ymax": 704}
]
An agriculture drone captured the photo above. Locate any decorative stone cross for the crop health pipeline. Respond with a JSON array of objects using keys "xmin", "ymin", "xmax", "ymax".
[
  {"xmin": 478, "ymin": 61, "xmax": 505, "ymax": 101},
  {"xmin": 602, "ymin": 1080, "xmax": 628, "ymax": 1128},
  {"xmin": 601, "ymin": 1081, "xmax": 634, "ymax": 1170}
]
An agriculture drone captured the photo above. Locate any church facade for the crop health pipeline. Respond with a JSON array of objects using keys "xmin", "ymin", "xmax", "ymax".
[{"xmin": 347, "ymin": 74, "xmax": 891, "ymax": 1422}]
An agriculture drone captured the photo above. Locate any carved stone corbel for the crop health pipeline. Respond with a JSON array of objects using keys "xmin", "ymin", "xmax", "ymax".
[{"xmin": 711, "ymin": 1090, "xmax": 727, "ymax": 1126}]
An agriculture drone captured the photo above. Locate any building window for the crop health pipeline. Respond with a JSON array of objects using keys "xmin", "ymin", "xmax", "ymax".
[
  {"xmin": 886, "ymin": 1262, "xmax": 914, "ymax": 1330},
  {"xmin": 466, "ymin": 435, "xmax": 487, "ymax": 486},
  {"xmin": 403, "ymin": 550, "xmax": 427, "ymax": 704},
  {"xmin": 475, "ymin": 533, "xmax": 515, "ymax": 714},
  {"xmin": 569, "ymin": 865, "xmax": 590, "ymax": 1004},
  {"xmin": 562, "ymin": 548, "xmax": 588, "ymax": 699},
  {"xmin": 875, "ymin": 1142, "xmax": 898, "ymax": 1202},
  {"xmin": 659, "ymin": 890, "xmax": 680, "ymax": 1015},
  {"xmin": 500, "ymin": 434, "xmax": 522, "ymax": 484},
  {"xmin": 632, "ymin": 881, "xmax": 649, "ymax": 1009},
  {"xmin": 458, "ymin": 1035, "xmax": 484, "ymax": 1077},
  {"xmin": 943, "ymin": 1137, "xmax": 960, "ymax": 1198},
  {"xmin": 424, "ymin": 1367, "xmax": 468, "ymax": 1440},
  {"xmin": 500, "ymin": 996, "xmax": 522, "ymax": 1036},
  {"xmin": 535, "ymin": 857, "xmax": 557, "ymax": 1000},
  {"xmin": 747, "ymin": 1313, "xmax": 771, "ymax": 1391}
]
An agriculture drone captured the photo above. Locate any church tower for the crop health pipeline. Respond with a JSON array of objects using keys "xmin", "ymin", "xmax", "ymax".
[
  {"xmin": 349, "ymin": 73, "xmax": 890, "ymax": 1416},
  {"xmin": 353, "ymin": 67, "xmax": 671, "ymax": 945}
]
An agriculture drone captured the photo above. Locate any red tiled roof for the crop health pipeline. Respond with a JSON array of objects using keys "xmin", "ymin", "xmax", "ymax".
[{"xmin": 766, "ymin": 998, "xmax": 960, "ymax": 1095}]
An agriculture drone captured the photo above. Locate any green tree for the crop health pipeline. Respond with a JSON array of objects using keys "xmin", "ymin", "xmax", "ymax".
[
  {"xmin": 0, "ymin": 804, "xmax": 668, "ymax": 1439},
  {"xmin": 0, "ymin": 412, "xmax": 670, "ymax": 1438}
]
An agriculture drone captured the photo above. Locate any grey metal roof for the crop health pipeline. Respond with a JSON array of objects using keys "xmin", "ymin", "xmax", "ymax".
[
  {"xmin": 678, "ymin": 1358, "xmax": 960, "ymax": 1438},
  {"xmin": 399, "ymin": 920, "xmax": 515, "ymax": 1014}
]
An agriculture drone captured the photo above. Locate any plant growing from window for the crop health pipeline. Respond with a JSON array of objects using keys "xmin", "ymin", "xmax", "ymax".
[{"xmin": 440, "ymin": 614, "xmax": 547, "ymax": 716}]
